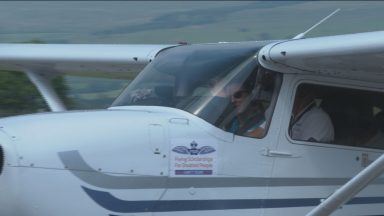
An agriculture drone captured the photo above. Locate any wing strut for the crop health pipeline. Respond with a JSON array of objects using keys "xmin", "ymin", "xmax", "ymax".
[
  {"xmin": 25, "ymin": 70, "xmax": 66, "ymax": 112},
  {"xmin": 306, "ymin": 153, "xmax": 384, "ymax": 216}
]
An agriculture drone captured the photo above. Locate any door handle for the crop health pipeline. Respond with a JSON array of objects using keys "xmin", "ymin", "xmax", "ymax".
[{"xmin": 261, "ymin": 148, "xmax": 300, "ymax": 158}]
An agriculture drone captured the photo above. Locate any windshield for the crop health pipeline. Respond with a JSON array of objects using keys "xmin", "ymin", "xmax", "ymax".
[{"xmin": 113, "ymin": 42, "xmax": 281, "ymax": 138}]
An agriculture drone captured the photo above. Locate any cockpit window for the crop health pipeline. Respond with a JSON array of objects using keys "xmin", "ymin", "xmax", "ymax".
[{"xmin": 112, "ymin": 43, "xmax": 281, "ymax": 138}]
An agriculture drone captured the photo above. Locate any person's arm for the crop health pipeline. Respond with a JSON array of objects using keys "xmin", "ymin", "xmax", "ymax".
[
  {"xmin": 245, "ymin": 120, "xmax": 266, "ymax": 138},
  {"xmin": 246, "ymin": 127, "xmax": 265, "ymax": 138}
]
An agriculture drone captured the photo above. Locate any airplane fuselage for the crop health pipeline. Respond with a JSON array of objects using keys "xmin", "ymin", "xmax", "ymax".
[{"xmin": 1, "ymin": 38, "xmax": 384, "ymax": 215}]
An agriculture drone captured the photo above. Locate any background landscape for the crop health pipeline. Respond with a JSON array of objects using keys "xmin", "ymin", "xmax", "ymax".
[{"xmin": 1, "ymin": 1, "xmax": 384, "ymax": 116}]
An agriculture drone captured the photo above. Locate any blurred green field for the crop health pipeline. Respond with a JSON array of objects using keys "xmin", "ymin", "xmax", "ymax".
[{"xmin": 64, "ymin": 76, "xmax": 130, "ymax": 109}]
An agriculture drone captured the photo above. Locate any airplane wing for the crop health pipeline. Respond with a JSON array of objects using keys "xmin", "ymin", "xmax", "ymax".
[
  {"xmin": 0, "ymin": 44, "xmax": 176, "ymax": 111},
  {"xmin": 258, "ymin": 31, "xmax": 384, "ymax": 83}
]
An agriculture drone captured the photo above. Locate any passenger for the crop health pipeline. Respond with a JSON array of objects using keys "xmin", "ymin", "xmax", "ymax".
[
  {"xmin": 225, "ymin": 81, "xmax": 266, "ymax": 138},
  {"xmin": 290, "ymin": 86, "xmax": 334, "ymax": 143}
]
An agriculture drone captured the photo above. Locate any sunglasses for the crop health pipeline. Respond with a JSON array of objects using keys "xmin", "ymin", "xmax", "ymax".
[{"xmin": 232, "ymin": 90, "xmax": 248, "ymax": 99}]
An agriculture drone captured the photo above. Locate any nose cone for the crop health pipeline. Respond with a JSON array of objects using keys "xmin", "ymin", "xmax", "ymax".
[
  {"xmin": 0, "ymin": 130, "xmax": 19, "ymax": 215},
  {"xmin": 0, "ymin": 128, "xmax": 19, "ymax": 174}
]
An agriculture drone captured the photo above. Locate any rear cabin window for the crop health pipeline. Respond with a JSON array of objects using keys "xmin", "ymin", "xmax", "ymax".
[{"xmin": 290, "ymin": 83, "xmax": 384, "ymax": 150}]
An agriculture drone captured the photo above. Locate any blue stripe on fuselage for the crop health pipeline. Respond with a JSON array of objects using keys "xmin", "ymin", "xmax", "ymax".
[{"xmin": 82, "ymin": 186, "xmax": 384, "ymax": 213}]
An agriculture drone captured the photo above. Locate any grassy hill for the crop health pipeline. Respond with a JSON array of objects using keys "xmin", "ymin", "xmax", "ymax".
[{"xmin": 1, "ymin": 1, "xmax": 384, "ymax": 44}]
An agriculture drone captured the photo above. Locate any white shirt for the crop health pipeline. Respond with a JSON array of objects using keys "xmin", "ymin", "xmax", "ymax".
[{"xmin": 291, "ymin": 105, "xmax": 334, "ymax": 143}]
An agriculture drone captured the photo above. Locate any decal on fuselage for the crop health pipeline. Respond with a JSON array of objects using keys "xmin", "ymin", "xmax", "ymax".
[{"xmin": 171, "ymin": 139, "xmax": 218, "ymax": 176}]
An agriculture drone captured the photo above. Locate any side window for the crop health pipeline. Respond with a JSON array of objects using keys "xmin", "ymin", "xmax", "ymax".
[{"xmin": 290, "ymin": 83, "xmax": 384, "ymax": 150}]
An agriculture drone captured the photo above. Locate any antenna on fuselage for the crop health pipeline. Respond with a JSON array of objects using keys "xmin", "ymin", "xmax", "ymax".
[{"xmin": 293, "ymin": 8, "xmax": 340, "ymax": 40}]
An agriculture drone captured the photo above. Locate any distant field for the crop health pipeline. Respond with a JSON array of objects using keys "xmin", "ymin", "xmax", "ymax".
[{"xmin": 1, "ymin": 1, "xmax": 384, "ymax": 44}]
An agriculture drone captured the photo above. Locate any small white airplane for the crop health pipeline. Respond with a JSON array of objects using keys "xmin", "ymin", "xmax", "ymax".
[{"xmin": 2, "ymin": 10, "xmax": 384, "ymax": 216}]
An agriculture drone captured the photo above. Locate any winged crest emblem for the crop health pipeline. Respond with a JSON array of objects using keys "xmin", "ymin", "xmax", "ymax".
[{"xmin": 172, "ymin": 141, "xmax": 215, "ymax": 155}]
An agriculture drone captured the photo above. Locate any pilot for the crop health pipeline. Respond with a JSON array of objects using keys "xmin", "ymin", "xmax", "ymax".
[
  {"xmin": 290, "ymin": 85, "xmax": 334, "ymax": 143},
  {"xmin": 225, "ymin": 81, "xmax": 266, "ymax": 138}
]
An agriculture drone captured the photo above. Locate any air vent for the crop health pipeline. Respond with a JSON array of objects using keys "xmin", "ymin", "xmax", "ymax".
[{"xmin": 0, "ymin": 145, "xmax": 3, "ymax": 175}]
